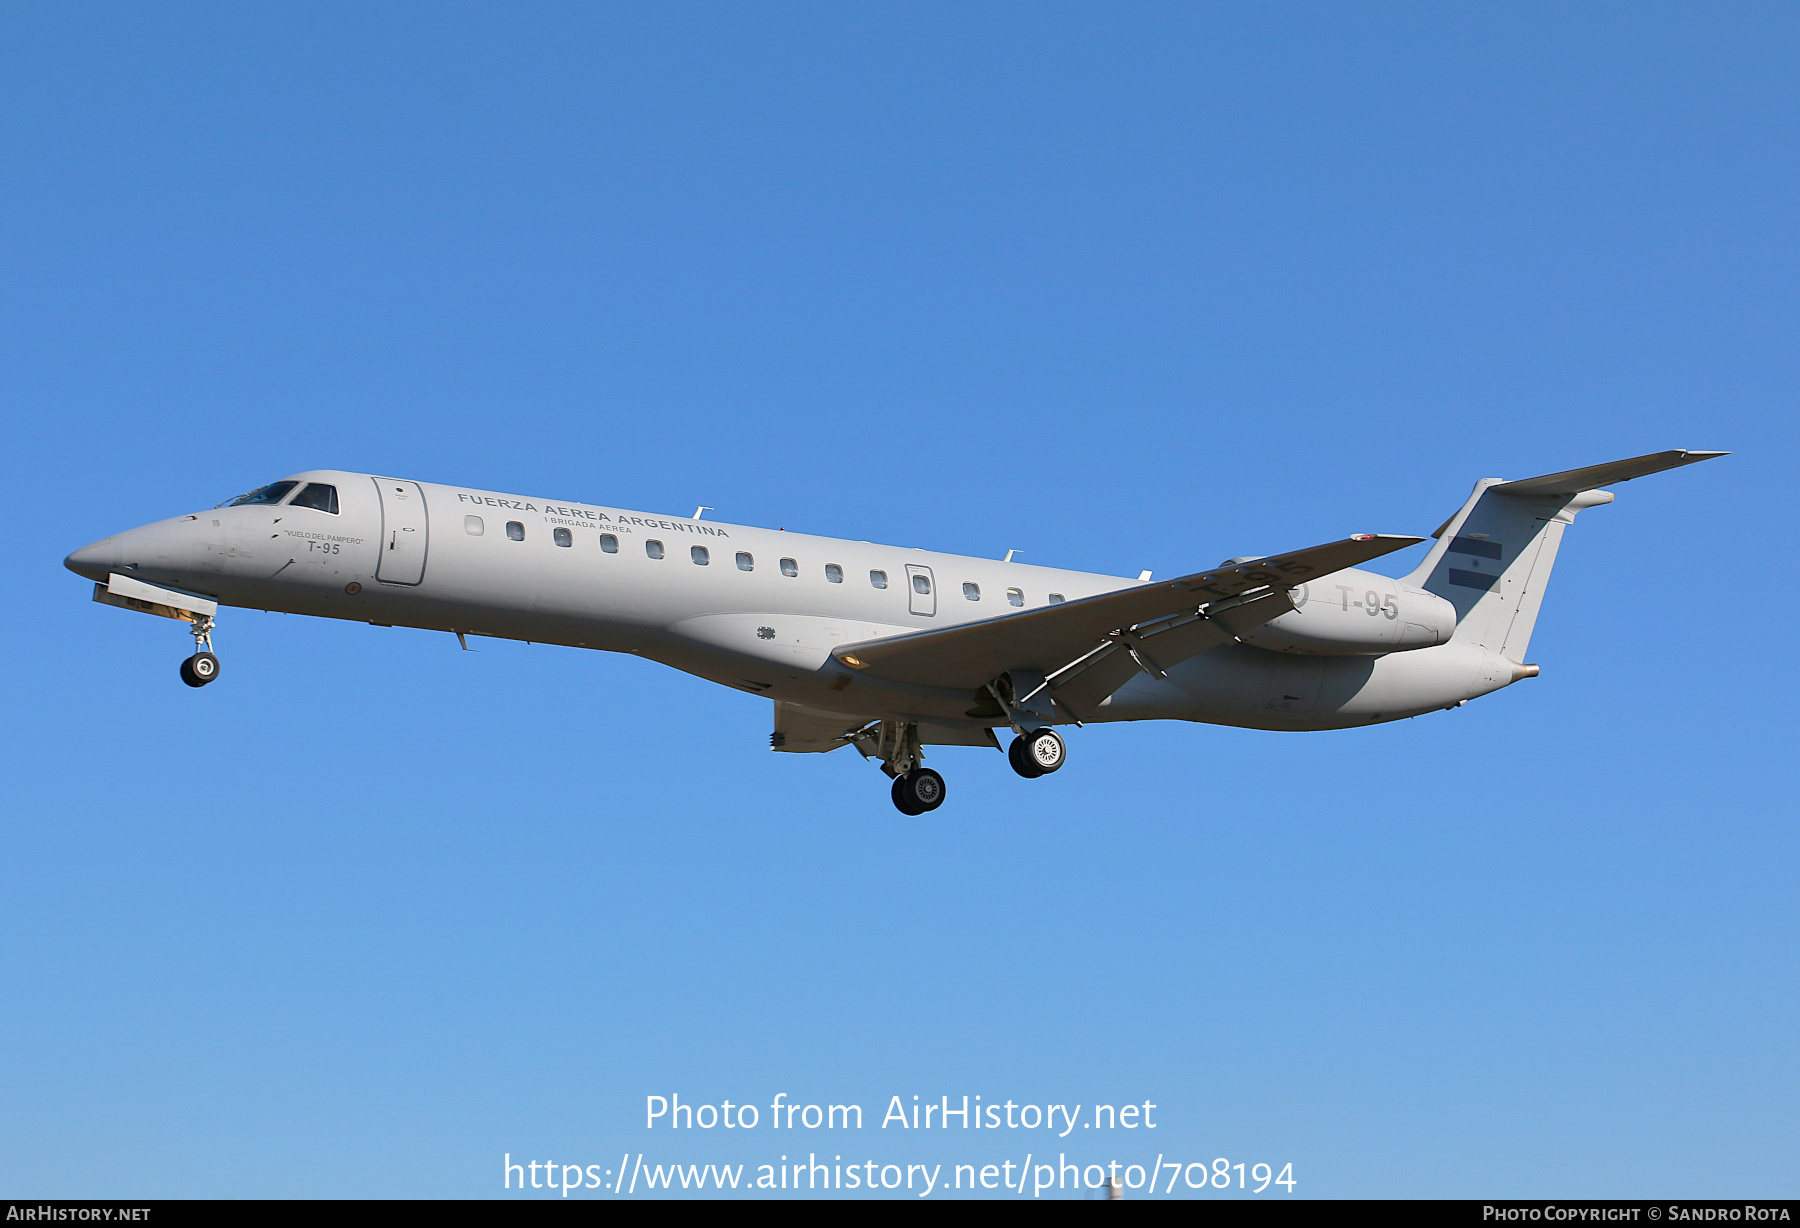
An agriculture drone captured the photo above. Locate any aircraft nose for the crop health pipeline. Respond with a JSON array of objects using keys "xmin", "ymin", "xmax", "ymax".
[
  {"xmin": 67, "ymin": 519, "xmax": 202, "ymax": 584},
  {"xmin": 64, "ymin": 537, "xmax": 119, "ymax": 582}
]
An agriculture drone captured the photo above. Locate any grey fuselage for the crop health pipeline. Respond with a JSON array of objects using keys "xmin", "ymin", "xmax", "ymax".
[{"xmin": 65, "ymin": 470, "xmax": 1522, "ymax": 733}]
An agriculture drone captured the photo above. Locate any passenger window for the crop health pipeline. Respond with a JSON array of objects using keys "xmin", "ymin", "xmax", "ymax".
[
  {"xmin": 1047, "ymin": 593, "xmax": 1065, "ymax": 604},
  {"xmin": 506, "ymin": 521, "xmax": 525, "ymax": 541},
  {"xmin": 825, "ymin": 564, "xmax": 843, "ymax": 583},
  {"xmin": 229, "ymin": 481, "xmax": 298, "ymax": 507},
  {"xmin": 599, "ymin": 534, "xmax": 618, "ymax": 553},
  {"xmin": 962, "ymin": 582, "xmax": 979, "ymax": 600},
  {"xmin": 464, "ymin": 515, "xmax": 484, "ymax": 536},
  {"xmin": 871, "ymin": 570, "xmax": 888, "ymax": 589},
  {"xmin": 646, "ymin": 540, "xmax": 664, "ymax": 559},
  {"xmin": 736, "ymin": 552, "xmax": 753, "ymax": 571},
  {"xmin": 1006, "ymin": 587, "xmax": 1024, "ymax": 607},
  {"xmin": 692, "ymin": 545, "xmax": 709, "ymax": 565},
  {"xmin": 290, "ymin": 483, "xmax": 339, "ymax": 514},
  {"xmin": 553, "ymin": 528, "xmax": 572, "ymax": 548},
  {"xmin": 780, "ymin": 558, "xmax": 798, "ymax": 577}
]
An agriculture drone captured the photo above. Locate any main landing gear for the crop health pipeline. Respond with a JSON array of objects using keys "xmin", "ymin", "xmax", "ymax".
[
  {"xmin": 1008, "ymin": 728, "xmax": 1065, "ymax": 778},
  {"xmin": 179, "ymin": 614, "xmax": 221, "ymax": 688},
  {"xmin": 854, "ymin": 720, "xmax": 948, "ymax": 815},
  {"xmin": 986, "ymin": 673, "xmax": 1068, "ymax": 781},
  {"xmin": 853, "ymin": 715, "xmax": 1070, "ymax": 813},
  {"xmin": 891, "ymin": 768, "xmax": 946, "ymax": 816}
]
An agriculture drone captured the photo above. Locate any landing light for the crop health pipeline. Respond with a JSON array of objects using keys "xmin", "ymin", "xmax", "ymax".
[{"xmin": 841, "ymin": 654, "xmax": 864, "ymax": 668}]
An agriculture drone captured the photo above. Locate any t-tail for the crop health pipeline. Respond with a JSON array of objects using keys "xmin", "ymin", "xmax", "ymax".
[{"xmin": 1403, "ymin": 449, "xmax": 1727, "ymax": 661}]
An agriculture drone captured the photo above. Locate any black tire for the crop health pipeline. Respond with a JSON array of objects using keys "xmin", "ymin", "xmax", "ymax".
[
  {"xmin": 1008, "ymin": 736, "xmax": 1044, "ymax": 779},
  {"xmin": 892, "ymin": 768, "xmax": 946, "ymax": 814},
  {"xmin": 180, "ymin": 652, "xmax": 220, "ymax": 687},
  {"xmin": 1024, "ymin": 728, "xmax": 1065, "ymax": 774},
  {"xmin": 891, "ymin": 774, "xmax": 924, "ymax": 815}
]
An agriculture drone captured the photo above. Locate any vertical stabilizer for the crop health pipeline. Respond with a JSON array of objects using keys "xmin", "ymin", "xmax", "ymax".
[
  {"xmin": 1404, "ymin": 483, "xmax": 1609, "ymax": 659},
  {"xmin": 1403, "ymin": 450, "xmax": 1725, "ymax": 660}
]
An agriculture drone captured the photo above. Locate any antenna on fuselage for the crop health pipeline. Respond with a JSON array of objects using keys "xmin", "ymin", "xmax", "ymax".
[
  {"xmin": 1003, "ymin": 549, "xmax": 1020, "ymax": 562},
  {"xmin": 693, "ymin": 506, "xmax": 712, "ymax": 519}
]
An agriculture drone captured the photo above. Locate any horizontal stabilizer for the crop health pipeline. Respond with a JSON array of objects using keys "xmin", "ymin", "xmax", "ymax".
[
  {"xmin": 1492, "ymin": 449, "xmax": 1727, "ymax": 497},
  {"xmin": 1409, "ymin": 447, "xmax": 1727, "ymax": 658},
  {"xmin": 833, "ymin": 534, "xmax": 1421, "ymax": 692}
]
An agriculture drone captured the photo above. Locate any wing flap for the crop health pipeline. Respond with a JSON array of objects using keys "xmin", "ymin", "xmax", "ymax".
[
  {"xmin": 1047, "ymin": 587, "xmax": 1293, "ymax": 715},
  {"xmin": 1048, "ymin": 616, "xmax": 1235, "ymax": 715},
  {"xmin": 832, "ymin": 534, "xmax": 1421, "ymax": 691}
]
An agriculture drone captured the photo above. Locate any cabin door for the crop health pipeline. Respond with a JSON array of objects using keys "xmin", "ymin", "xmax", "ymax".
[{"xmin": 373, "ymin": 478, "xmax": 429, "ymax": 585}]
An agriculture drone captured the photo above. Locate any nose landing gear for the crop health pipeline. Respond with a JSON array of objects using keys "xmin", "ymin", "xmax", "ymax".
[
  {"xmin": 180, "ymin": 652, "xmax": 220, "ymax": 687},
  {"xmin": 179, "ymin": 615, "xmax": 221, "ymax": 687}
]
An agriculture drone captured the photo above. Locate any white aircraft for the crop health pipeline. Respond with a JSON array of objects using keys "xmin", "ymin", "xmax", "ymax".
[{"xmin": 66, "ymin": 449, "xmax": 1722, "ymax": 813}]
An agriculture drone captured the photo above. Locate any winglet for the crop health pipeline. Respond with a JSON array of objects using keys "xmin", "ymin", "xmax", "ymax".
[{"xmin": 1492, "ymin": 449, "xmax": 1728, "ymax": 496}]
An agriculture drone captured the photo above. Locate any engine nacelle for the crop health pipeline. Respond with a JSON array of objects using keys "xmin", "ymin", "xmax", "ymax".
[{"xmin": 1237, "ymin": 567, "xmax": 1456, "ymax": 656}]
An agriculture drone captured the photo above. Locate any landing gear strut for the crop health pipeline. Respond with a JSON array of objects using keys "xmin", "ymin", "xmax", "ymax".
[
  {"xmin": 985, "ymin": 674, "xmax": 1068, "ymax": 780},
  {"xmin": 179, "ymin": 614, "xmax": 221, "ymax": 688}
]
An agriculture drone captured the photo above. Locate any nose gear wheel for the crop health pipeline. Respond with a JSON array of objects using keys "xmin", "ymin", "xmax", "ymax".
[
  {"xmin": 179, "ymin": 613, "xmax": 220, "ymax": 687},
  {"xmin": 180, "ymin": 651, "xmax": 220, "ymax": 687}
]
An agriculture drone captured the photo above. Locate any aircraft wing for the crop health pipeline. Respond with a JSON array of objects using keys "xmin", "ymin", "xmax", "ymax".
[{"xmin": 831, "ymin": 534, "xmax": 1423, "ymax": 700}]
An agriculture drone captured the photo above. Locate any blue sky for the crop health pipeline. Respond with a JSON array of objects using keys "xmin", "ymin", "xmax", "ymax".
[{"xmin": 1, "ymin": 2, "xmax": 1793, "ymax": 1198}]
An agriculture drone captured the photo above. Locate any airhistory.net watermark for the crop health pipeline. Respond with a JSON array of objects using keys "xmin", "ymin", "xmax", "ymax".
[
  {"xmin": 645, "ymin": 1092, "xmax": 1158, "ymax": 1135},
  {"xmin": 505, "ymin": 1151, "xmax": 1297, "ymax": 1196},
  {"xmin": 500, "ymin": 1090, "xmax": 1297, "ymax": 1198}
]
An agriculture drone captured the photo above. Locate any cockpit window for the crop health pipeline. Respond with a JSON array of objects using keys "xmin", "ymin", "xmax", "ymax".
[
  {"xmin": 289, "ymin": 483, "xmax": 339, "ymax": 514},
  {"xmin": 229, "ymin": 481, "xmax": 298, "ymax": 507}
]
